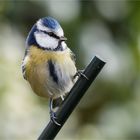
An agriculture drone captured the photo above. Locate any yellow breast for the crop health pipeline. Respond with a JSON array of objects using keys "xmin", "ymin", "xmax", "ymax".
[{"xmin": 24, "ymin": 45, "xmax": 76, "ymax": 98}]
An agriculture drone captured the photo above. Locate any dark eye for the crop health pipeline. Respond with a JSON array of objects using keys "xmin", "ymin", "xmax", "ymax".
[
  {"xmin": 48, "ymin": 32, "xmax": 54, "ymax": 36},
  {"xmin": 47, "ymin": 32, "xmax": 60, "ymax": 39}
]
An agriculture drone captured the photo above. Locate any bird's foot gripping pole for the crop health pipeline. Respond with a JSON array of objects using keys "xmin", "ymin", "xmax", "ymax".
[
  {"xmin": 74, "ymin": 70, "xmax": 89, "ymax": 80},
  {"xmin": 49, "ymin": 98, "xmax": 61, "ymax": 126}
]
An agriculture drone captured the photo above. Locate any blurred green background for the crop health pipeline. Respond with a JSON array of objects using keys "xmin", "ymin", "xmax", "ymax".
[{"xmin": 0, "ymin": 0, "xmax": 140, "ymax": 140}]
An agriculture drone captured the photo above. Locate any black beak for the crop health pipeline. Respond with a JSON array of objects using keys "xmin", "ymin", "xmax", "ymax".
[{"xmin": 60, "ymin": 36, "xmax": 67, "ymax": 41}]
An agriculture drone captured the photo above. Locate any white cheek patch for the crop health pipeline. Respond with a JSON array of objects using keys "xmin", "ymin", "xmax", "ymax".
[{"xmin": 34, "ymin": 32, "xmax": 59, "ymax": 49}]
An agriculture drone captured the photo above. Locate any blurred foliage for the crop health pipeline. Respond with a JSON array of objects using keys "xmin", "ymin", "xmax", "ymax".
[{"xmin": 0, "ymin": 0, "xmax": 140, "ymax": 140}]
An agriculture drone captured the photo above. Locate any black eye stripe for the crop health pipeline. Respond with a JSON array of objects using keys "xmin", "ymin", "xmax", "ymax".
[{"xmin": 42, "ymin": 30, "xmax": 60, "ymax": 39}]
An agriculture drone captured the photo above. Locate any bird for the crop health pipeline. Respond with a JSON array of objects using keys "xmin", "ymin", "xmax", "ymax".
[{"xmin": 22, "ymin": 17, "xmax": 78, "ymax": 125}]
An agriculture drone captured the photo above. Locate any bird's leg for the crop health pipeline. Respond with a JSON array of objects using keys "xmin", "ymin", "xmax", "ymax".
[
  {"xmin": 49, "ymin": 98, "xmax": 61, "ymax": 126},
  {"xmin": 74, "ymin": 70, "xmax": 89, "ymax": 80}
]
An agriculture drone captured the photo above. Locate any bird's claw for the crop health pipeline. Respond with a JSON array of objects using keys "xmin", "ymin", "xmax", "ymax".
[
  {"xmin": 74, "ymin": 70, "xmax": 89, "ymax": 80},
  {"xmin": 50, "ymin": 111, "xmax": 61, "ymax": 126}
]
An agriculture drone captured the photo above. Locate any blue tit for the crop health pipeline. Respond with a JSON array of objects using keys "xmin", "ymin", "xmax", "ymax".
[{"xmin": 22, "ymin": 17, "xmax": 77, "ymax": 125}]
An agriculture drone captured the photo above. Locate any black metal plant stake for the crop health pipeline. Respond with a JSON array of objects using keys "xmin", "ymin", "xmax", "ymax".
[{"xmin": 38, "ymin": 56, "xmax": 106, "ymax": 140}]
